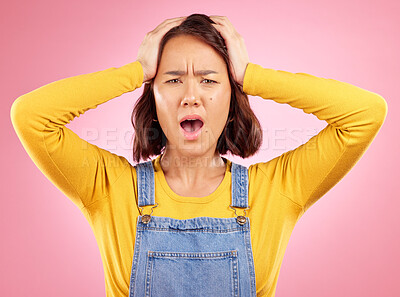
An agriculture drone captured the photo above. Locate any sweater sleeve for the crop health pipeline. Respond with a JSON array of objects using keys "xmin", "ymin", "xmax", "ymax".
[
  {"xmin": 244, "ymin": 63, "xmax": 388, "ymax": 213},
  {"xmin": 10, "ymin": 61, "xmax": 144, "ymax": 210}
]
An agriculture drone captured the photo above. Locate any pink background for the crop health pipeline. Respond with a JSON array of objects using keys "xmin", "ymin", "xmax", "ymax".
[{"xmin": 2, "ymin": 0, "xmax": 399, "ymax": 296}]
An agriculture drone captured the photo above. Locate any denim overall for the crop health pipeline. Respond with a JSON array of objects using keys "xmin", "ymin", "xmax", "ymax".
[{"xmin": 128, "ymin": 159, "xmax": 257, "ymax": 296}]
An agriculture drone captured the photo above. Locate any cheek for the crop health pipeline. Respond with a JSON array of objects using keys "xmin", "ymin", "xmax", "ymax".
[
  {"xmin": 154, "ymin": 94, "xmax": 178, "ymax": 138},
  {"xmin": 154, "ymin": 88, "xmax": 171, "ymax": 116},
  {"xmin": 208, "ymin": 94, "xmax": 231, "ymax": 128},
  {"xmin": 155, "ymin": 99, "xmax": 171, "ymax": 127}
]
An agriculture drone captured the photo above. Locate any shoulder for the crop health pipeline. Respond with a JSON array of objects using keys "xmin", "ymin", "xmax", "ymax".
[{"xmin": 248, "ymin": 156, "xmax": 281, "ymax": 184}]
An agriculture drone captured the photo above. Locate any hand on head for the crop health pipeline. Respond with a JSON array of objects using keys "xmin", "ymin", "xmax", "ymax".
[
  {"xmin": 136, "ymin": 15, "xmax": 249, "ymax": 86},
  {"xmin": 209, "ymin": 15, "xmax": 250, "ymax": 86},
  {"xmin": 136, "ymin": 16, "xmax": 186, "ymax": 83}
]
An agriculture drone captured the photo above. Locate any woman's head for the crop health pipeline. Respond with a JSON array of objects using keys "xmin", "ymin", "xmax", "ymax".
[{"xmin": 132, "ymin": 13, "xmax": 262, "ymax": 162}]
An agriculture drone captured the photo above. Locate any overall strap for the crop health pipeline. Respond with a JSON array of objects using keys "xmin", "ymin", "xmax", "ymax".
[
  {"xmin": 231, "ymin": 162, "xmax": 249, "ymax": 208},
  {"xmin": 134, "ymin": 160, "xmax": 155, "ymax": 207}
]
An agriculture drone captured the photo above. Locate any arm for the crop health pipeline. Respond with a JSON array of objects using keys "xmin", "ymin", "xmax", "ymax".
[
  {"xmin": 244, "ymin": 63, "xmax": 388, "ymax": 213},
  {"xmin": 10, "ymin": 17, "xmax": 187, "ymax": 211},
  {"xmin": 10, "ymin": 61, "xmax": 144, "ymax": 210}
]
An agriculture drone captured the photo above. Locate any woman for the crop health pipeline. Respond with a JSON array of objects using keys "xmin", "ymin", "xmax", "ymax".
[{"xmin": 10, "ymin": 13, "xmax": 387, "ymax": 297}]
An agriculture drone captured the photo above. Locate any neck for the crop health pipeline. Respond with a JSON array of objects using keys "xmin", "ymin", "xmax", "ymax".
[{"xmin": 159, "ymin": 147, "xmax": 226, "ymax": 187}]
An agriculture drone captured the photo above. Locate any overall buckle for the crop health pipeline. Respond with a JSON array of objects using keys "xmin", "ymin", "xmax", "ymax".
[
  {"xmin": 229, "ymin": 205, "xmax": 250, "ymax": 225},
  {"xmin": 138, "ymin": 203, "xmax": 158, "ymax": 224}
]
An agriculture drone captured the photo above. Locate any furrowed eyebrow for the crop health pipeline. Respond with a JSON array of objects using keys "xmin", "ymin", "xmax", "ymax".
[{"xmin": 163, "ymin": 70, "xmax": 218, "ymax": 76}]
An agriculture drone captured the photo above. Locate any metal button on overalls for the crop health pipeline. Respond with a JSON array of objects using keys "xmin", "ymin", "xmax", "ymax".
[{"xmin": 128, "ymin": 159, "xmax": 257, "ymax": 296}]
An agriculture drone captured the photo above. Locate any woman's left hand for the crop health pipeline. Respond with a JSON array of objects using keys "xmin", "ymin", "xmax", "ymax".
[{"xmin": 210, "ymin": 15, "xmax": 250, "ymax": 86}]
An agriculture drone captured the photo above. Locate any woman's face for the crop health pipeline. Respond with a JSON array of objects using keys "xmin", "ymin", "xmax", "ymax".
[{"xmin": 153, "ymin": 35, "xmax": 231, "ymax": 157}]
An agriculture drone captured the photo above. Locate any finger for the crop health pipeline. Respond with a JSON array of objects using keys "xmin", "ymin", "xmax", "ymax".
[
  {"xmin": 163, "ymin": 16, "xmax": 186, "ymax": 25},
  {"xmin": 210, "ymin": 16, "xmax": 235, "ymax": 33},
  {"xmin": 211, "ymin": 23, "xmax": 228, "ymax": 39},
  {"xmin": 157, "ymin": 17, "xmax": 185, "ymax": 30},
  {"xmin": 209, "ymin": 15, "xmax": 224, "ymax": 20},
  {"xmin": 210, "ymin": 16, "xmax": 231, "ymax": 25},
  {"xmin": 152, "ymin": 17, "xmax": 186, "ymax": 35},
  {"xmin": 210, "ymin": 16, "xmax": 225, "ymax": 26},
  {"xmin": 212, "ymin": 20, "xmax": 238, "ymax": 39}
]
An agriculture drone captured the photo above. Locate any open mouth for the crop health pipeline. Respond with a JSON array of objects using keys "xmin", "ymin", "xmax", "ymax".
[
  {"xmin": 180, "ymin": 119, "xmax": 204, "ymax": 132},
  {"xmin": 179, "ymin": 119, "xmax": 204, "ymax": 140}
]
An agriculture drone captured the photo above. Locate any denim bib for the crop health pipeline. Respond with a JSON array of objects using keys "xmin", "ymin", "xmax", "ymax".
[{"xmin": 129, "ymin": 159, "xmax": 257, "ymax": 296}]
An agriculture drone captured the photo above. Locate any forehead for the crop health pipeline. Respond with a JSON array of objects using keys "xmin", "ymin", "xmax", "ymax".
[{"xmin": 159, "ymin": 35, "xmax": 227, "ymax": 72}]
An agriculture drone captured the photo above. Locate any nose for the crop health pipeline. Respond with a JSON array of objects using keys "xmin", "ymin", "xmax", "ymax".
[{"xmin": 180, "ymin": 78, "xmax": 201, "ymax": 107}]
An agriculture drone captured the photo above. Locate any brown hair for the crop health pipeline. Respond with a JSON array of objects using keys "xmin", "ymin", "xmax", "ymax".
[{"xmin": 131, "ymin": 13, "xmax": 263, "ymax": 163}]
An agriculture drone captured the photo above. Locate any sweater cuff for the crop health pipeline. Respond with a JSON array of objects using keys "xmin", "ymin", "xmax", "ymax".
[
  {"xmin": 243, "ymin": 62, "xmax": 260, "ymax": 96},
  {"xmin": 121, "ymin": 60, "xmax": 144, "ymax": 90}
]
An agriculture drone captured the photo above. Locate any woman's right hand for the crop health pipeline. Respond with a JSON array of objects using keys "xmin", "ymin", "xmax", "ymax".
[{"xmin": 137, "ymin": 16, "xmax": 186, "ymax": 83}]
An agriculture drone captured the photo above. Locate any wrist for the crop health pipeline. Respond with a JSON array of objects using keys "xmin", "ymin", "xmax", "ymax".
[{"xmin": 137, "ymin": 60, "xmax": 148, "ymax": 84}]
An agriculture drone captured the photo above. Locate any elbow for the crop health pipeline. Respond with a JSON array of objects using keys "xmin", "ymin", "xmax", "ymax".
[
  {"xmin": 372, "ymin": 95, "xmax": 388, "ymax": 128},
  {"xmin": 10, "ymin": 96, "xmax": 30, "ymax": 134},
  {"xmin": 10, "ymin": 97, "xmax": 23, "ymax": 128}
]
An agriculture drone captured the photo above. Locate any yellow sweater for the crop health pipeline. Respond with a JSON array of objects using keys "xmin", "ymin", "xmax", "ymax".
[{"xmin": 10, "ymin": 61, "xmax": 387, "ymax": 296}]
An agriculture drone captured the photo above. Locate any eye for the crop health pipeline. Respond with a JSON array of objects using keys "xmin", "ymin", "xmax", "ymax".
[
  {"xmin": 165, "ymin": 78, "xmax": 217, "ymax": 84},
  {"xmin": 202, "ymin": 79, "xmax": 217, "ymax": 84},
  {"xmin": 166, "ymin": 78, "xmax": 181, "ymax": 83}
]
